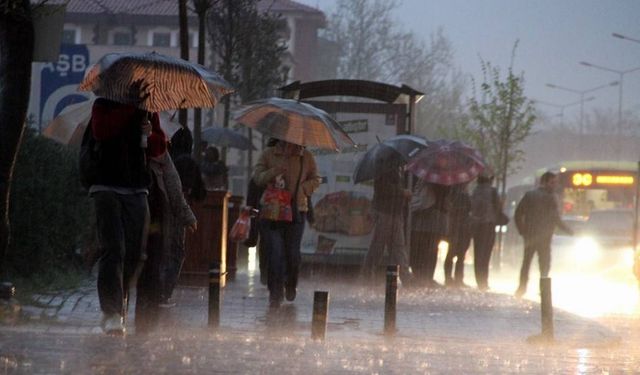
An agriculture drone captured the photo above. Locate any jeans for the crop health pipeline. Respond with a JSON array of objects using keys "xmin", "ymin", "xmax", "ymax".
[
  {"xmin": 444, "ymin": 228, "xmax": 471, "ymax": 284},
  {"xmin": 94, "ymin": 191, "xmax": 149, "ymax": 318},
  {"xmin": 259, "ymin": 217, "xmax": 305, "ymax": 302},
  {"xmin": 362, "ymin": 212, "xmax": 410, "ymax": 278},
  {"xmin": 472, "ymin": 222, "xmax": 496, "ymax": 289},
  {"xmin": 518, "ymin": 235, "xmax": 552, "ymax": 292}
]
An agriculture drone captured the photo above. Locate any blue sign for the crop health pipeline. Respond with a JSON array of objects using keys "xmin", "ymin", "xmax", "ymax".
[{"xmin": 39, "ymin": 43, "xmax": 90, "ymax": 127}]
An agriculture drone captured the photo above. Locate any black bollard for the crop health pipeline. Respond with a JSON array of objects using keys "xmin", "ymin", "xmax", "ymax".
[
  {"xmin": 311, "ymin": 291, "xmax": 329, "ymax": 340},
  {"xmin": 384, "ymin": 265, "xmax": 399, "ymax": 336},
  {"xmin": 540, "ymin": 277, "xmax": 554, "ymax": 340},
  {"xmin": 208, "ymin": 262, "xmax": 221, "ymax": 328}
]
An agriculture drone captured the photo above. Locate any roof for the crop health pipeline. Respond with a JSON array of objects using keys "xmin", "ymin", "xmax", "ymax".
[
  {"xmin": 62, "ymin": 0, "xmax": 323, "ymax": 17},
  {"xmin": 257, "ymin": 0, "xmax": 324, "ymax": 15},
  {"xmin": 280, "ymin": 80, "xmax": 424, "ymax": 104},
  {"xmin": 64, "ymin": 0, "xmax": 188, "ymax": 17}
]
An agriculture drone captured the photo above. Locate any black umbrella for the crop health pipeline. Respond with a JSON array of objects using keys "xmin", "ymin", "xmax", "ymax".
[
  {"xmin": 353, "ymin": 134, "xmax": 428, "ymax": 183},
  {"xmin": 201, "ymin": 126, "xmax": 255, "ymax": 150}
]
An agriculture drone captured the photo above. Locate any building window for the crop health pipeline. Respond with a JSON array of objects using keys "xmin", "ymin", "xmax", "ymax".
[
  {"xmin": 151, "ymin": 32, "xmax": 171, "ymax": 47},
  {"xmin": 113, "ymin": 31, "xmax": 132, "ymax": 46},
  {"xmin": 62, "ymin": 29, "xmax": 77, "ymax": 44}
]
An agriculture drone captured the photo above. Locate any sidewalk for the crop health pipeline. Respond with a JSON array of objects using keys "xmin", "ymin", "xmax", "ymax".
[{"xmin": 6, "ymin": 267, "xmax": 619, "ymax": 346}]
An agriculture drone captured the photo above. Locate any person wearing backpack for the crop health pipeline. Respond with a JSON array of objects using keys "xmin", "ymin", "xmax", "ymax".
[{"xmin": 82, "ymin": 97, "xmax": 166, "ymax": 335}]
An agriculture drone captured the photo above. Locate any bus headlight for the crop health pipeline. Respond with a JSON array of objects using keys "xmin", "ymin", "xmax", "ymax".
[{"xmin": 574, "ymin": 236, "xmax": 601, "ymax": 262}]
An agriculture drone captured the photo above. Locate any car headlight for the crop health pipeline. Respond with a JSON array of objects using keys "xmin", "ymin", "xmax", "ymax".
[{"xmin": 573, "ymin": 236, "xmax": 601, "ymax": 262}]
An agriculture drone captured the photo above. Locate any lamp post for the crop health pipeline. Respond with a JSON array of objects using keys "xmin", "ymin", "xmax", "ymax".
[
  {"xmin": 545, "ymin": 81, "xmax": 619, "ymax": 137},
  {"xmin": 579, "ymin": 61, "xmax": 640, "ymax": 144},
  {"xmin": 534, "ymin": 97, "xmax": 595, "ymax": 128},
  {"xmin": 612, "ymin": 33, "xmax": 640, "ymax": 44}
]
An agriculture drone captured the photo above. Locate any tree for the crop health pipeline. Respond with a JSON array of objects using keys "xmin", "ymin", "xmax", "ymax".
[
  {"xmin": 0, "ymin": 0, "xmax": 35, "ymax": 275},
  {"xmin": 467, "ymin": 42, "xmax": 536, "ymax": 198},
  {"xmin": 321, "ymin": 0, "xmax": 466, "ymax": 137},
  {"xmin": 208, "ymin": 0, "xmax": 286, "ymax": 162}
]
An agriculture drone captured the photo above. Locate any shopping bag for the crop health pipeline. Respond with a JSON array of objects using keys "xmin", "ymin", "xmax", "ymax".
[
  {"xmin": 230, "ymin": 208, "xmax": 252, "ymax": 242},
  {"xmin": 259, "ymin": 185, "xmax": 293, "ymax": 222}
]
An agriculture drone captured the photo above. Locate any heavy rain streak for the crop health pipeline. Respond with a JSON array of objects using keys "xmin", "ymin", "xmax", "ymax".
[{"xmin": 0, "ymin": 0, "xmax": 639, "ymax": 373}]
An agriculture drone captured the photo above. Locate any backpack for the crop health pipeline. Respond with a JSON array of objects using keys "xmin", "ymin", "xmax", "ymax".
[{"xmin": 78, "ymin": 121, "xmax": 100, "ymax": 190}]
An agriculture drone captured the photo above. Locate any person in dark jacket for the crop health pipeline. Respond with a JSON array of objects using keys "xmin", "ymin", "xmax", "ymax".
[
  {"xmin": 470, "ymin": 171, "xmax": 500, "ymax": 291},
  {"xmin": 443, "ymin": 184, "xmax": 471, "ymax": 287},
  {"xmin": 514, "ymin": 171, "xmax": 573, "ymax": 298},
  {"xmin": 361, "ymin": 159, "xmax": 412, "ymax": 283},
  {"xmin": 88, "ymin": 97, "xmax": 165, "ymax": 335}
]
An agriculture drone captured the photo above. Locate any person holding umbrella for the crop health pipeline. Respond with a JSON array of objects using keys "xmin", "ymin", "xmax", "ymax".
[
  {"xmin": 253, "ymin": 139, "xmax": 319, "ymax": 308},
  {"xmin": 361, "ymin": 158, "xmax": 413, "ymax": 283},
  {"xmin": 443, "ymin": 183, "xmax": 472, "ymax": 287}
]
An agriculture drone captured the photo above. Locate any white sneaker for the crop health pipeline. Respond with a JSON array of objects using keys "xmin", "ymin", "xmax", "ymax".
[{"xmin": 102, "ymin": 314, "xmax": 125, "ymax": 336}]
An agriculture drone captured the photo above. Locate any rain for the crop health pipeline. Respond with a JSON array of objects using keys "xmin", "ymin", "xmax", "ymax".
[{"xmin": 1, "ymin": 0, "xmax": 640, "ymax": 373}]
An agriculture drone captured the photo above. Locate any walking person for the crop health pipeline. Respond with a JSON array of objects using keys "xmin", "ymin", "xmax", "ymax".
[
  {"xmin": 514, "ymin": 171, "xmax": 573, "ymax": 298},
  {"xmin": 410, "ymin": 182, "xmax": 449, "ymax": 288},
  {"xmin": 361, "ymin": 159, "xmax": 412, "ymax": 283},
  {"xmin": 443, "ymin": 184, "xmax": 471, "ymax": 287},
  {"xmin": 253, "ymin": 139, "xmax": 319, "ymax": 308},
  {"xmin": 470, "ymin": 171, "xmax": 500, "ymax": 291},
  {"xmin": 201, "ymin": 146, "xmax": 228, "ymax": 190},
  {"xmin": 84, "ymin": 97, "xmax": 165, "ymax": 335}
]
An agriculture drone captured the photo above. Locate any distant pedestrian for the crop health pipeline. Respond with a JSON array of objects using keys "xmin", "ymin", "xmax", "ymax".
[
  {"xmin": 253, "ymin": 139, "xmax": 319, "ymax": 308},
  {"xmin": 514, "ymin": 171, "xmax": 573, "ymax": 298},
  {"xmin": 361, "ymin": 159, "xmax": 413, "ymax": 283},
  {"xmin": 410, "ymin": 182, "xmax": 449, "ymax": 288},
  {"xmin": 443, "ymin": 184, "xmax": 471, "ymax": 287},
  {"xmin": 84, "ymin": 97, "xmax": 164, "ymax": 335},
  {"xmin": 469, "ymin": 171, "xmax": 501, "ymax": 291},
  {"xmin": 201, "ymin": 146, "xmax": 228, "ymax": 190}
]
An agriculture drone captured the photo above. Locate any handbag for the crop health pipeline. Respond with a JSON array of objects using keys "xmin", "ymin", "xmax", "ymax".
[
  {"xmin": 260, "ymin": 182, "xmax": 293, "ymax": 222},
  {"xmin": 230, "ymin": 208, "xmax": 252, "ymax": 242}
]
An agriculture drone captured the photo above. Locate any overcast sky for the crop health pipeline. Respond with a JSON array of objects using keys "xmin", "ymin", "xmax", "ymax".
[{"xmin": 298, "ymin": 0, "xmax": 640, "ymax": 122}]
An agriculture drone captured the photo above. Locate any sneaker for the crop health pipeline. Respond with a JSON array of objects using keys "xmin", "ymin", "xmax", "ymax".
[
  {"xmin": 102, "ymin": 314, "xmax": 125, "ymax": 336},
  {"xmin": 285, "ymin": 286, "xmax": 296, "ymax": 302}
]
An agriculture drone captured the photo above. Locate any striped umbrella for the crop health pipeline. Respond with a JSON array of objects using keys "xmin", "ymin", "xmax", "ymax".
[
  {"xmin": 233, "ymin": 98, "xmax": 355, "ymax": 150},
  {"xmin": 406, "ymin": 139, "xmax": 486, "ymax": 185},
  {"xmin": 78, "ymin": 52, "xmax": 234, "ymax": 112}
]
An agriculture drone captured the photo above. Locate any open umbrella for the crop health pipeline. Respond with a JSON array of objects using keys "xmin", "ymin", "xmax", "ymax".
[
  {"xmin": 78, "ymin": 52, "xmax": 234, "ymax": 112},
  {"xmin": 201, "ymin": 126, "xmax": 255, "ymax": 150},
  {"xmin": 406, "ymin": 139, "xmax": 486, "ymax": 185},
  {"xmin": 233, "ymin": 97, "xmax": 355, "ymax": 150},
  {"xmin": 42, "ymin": 99, "xmax": 184, "ymax": 146},
  {"xmin": 353, "ymin": 134, "xmax": 428, "ymax": 183}
]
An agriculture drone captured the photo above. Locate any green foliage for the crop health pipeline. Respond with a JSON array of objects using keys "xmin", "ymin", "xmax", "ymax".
[
  {"xmin": 466, "ymin": 41, "xmax": 537, "ymax": 193},
  {"xmin": 6, "ymin": 129, "xmax": 91, "ymax": 285}
]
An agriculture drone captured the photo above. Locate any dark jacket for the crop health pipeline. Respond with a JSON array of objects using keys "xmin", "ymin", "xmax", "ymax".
[
  {"xmin": 372, "ymin": 168, "xmax": 406, "ymax": 216},
  {"xmin": 89, "ymin": 98, "xmax": 165, "ymax": 189},
  {"xmin": 515, "ymin": 187, "xmax": 571, "ymax": 241},
  {"xmin": 448, "ymin": 187, "xmax": 471, "ymax": 237},
  {"xmin": 470, "ymin": 182, "xmax": 499, "ymax": 224},
  {"xmin": 412, "ymin": 184, "xmax": 449, "ymax": 235}
]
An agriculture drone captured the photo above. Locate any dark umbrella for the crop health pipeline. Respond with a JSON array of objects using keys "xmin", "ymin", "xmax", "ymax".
[
  {"xmin": 78, "ymin": 52, "xmax": 234, "ymax": 112},
  {"xmin": 201, "ymin": 126, "xmax": 255, "ymax": 150},
  {"xmin": 406, "ymin": 139, "xmax": 485, "ymax": 185},
  {"xmin": 353, "ymin": 134, "xmax": 428, "ymax": 183}
]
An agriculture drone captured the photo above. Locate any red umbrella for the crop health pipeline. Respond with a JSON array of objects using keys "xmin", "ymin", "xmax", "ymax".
[{"xmin": 406, "ymin": 139, "xmax": 486, "ymax": 185}]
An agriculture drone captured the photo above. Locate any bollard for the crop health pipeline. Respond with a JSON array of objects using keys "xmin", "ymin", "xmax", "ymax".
[
  {"xmin": 311, "ymin": 291, "xmax": 329, "ymax": 340},
  {"xmin": 208, "ymin": 262, "xmax": 221, "ymax": 328},
  {"xmin": 384, "ymin": 265, "xmax": 399, "ymax": 336},
  {"xmin": 540, "ymin": 277, "xmax": 554, "ymax": 340}
]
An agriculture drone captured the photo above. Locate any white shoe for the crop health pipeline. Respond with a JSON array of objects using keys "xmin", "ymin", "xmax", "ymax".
[{"xmin": 102, "ymin": 314, "xmax": 125, "ymax": 336}]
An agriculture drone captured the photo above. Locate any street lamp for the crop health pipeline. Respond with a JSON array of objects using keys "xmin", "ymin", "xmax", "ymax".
[
  {"xmin": 579, "ymin": 61, "xmax": 640, "ymax": 141},
  {"xmin": 534, "ymin": 97, "xmax": 595, "ymax": 128},
  {"xmin": 612, "ymin": 33, "xmax": 640, "ymax": 44},
  {"xmin": 545, "ymin": 80, "xmax": 619, "ymax": 137}
]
